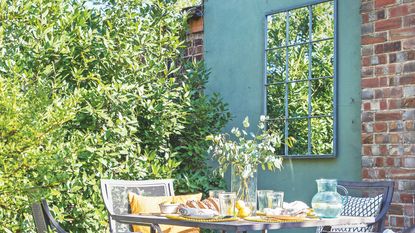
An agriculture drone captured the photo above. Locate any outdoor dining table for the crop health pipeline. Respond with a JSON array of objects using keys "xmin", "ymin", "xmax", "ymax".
[{"xmin": 111, "ymin": 214, "xmax": 376, "ymax": 233}]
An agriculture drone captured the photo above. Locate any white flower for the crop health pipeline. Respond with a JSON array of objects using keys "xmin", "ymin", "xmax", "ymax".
[
  {"xmin": 260, "ymin": 115, "xmax": 266, "ymax": 122},
  {"xmin": 231, "ymin": 127, "xmax": 241, "ymax": 137},
  {"xmin": 243, "ymin": 117, "xmax": 250, "ymax": 128}
]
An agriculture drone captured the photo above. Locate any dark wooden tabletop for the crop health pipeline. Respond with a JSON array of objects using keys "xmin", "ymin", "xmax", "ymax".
[{"xmin": 112, "ymin": 214, "xmax": 376, "ymax": 232}]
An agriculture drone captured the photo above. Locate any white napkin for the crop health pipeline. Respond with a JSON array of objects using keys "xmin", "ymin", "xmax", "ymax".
[
  {"xmin": 178, "ymin": 207, "xmax": 219, "ymax": 218},
  {"xmin": 264, "ymin": 201, "xmax": 310, "ymax": 217}
]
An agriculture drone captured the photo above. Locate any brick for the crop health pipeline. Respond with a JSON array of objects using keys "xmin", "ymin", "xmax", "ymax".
[
  {"xmin": 362, "ymin": 133, "xmax": 373, "ymax": 144},
  {"xmin": 368, "ymin": 11, "xmax": 376, "ymax": 22},
  {"xmin": 363, "ymin": 102, "xmax": 371, "ymax": 111},
  {"xmin": 405, "ymin": 121, "xmax": 415, "ymax": 131},
  {"xmin": 403, "ymin": 157, "xmax": 415, "ymax": 168},
  {"xmin": 385, "ymin": 87, "xmax": 403, "ymax": 98},
  {"xmin": 377, "ymin": 9, "xmax": 386, "ymax": 20},
  {"xmin": 362, "ymin": 23, "xmax": 374, "ymax": 35},
  {"xmin": 401, "ymin": 193, "xmax": 415, "ymax": 203},
  {"xmin": 403, "ymin": 15, "xmax": 415, "ymax": 27},
  {"xmin": 374, "ymin": 122, "xmax": 388, "ymax": 132},
  {"xmin": 362, "ymin": 56, "xmax": 370, "ymax": 66},
  {"xmin": 404, "ymin": 132, "xmax": 415, "ymax": 143},
  {"xmin": 362, "ymin": 45, "xmax": 374, "ymax": 56},
  {"xmin": 404, "ymin": 61, "xmax": 415, "ymax": 73},
  {"xmin": 194, "ymin": 39, "xmax": 203, "ymax": 46},
  {"xmin": 375, "ymin": 18, "xmax": 402, "ymax": 32},
  {"xmin": 375, "ymin": 89, "xmax": 384, "ymax": 98},
  {"xmin": 375, "ymin": 0, "xmax": 396, "ymax": 8},
  {"xmin": 389, "ymin": 204, "xmax": 403, "ymax": 215},
  {"xmin": 363, "ymin": 122, "xmax": 374, "ymax": 133},
  {"xmin": 403, "ymin": 97, "xmax": 415, "ymax": 108},
  {"xmin": 362, "ymin": 89, "xmax": 375, "ymax": 99},
  {"xmin": 362, "ymin": 66, "xmax": 374, "ymax": 77},
  {"xmin": 375, "ymin": 112, "xmax": 402, "ymax": 121},
  {"xmin": 362, "ymin": 156, "xmax": 374, "ymax": 167},
  {"xmin": 403, "ymin": 110, "xmax": 415, "ymax": 120},
  {"xmin": 380, "ymin": 145, "xmax": 389, "ymax": 155},
  {"xmin": 397, "ymin": 51, "xmax": 409, "ymax": 62},
  {"xmin": 403, "ymin": 38, "xmax": 415, "ymax": 50},
  {"xmin": 400, "ymin": 74, "xmax": 415, "ymax": 85},
  {"xmin": 362, "ymin": 112, "xmax": 374, "ymax": 122},
  {"xmin": 390, "ymin": 28, "xmax": 415, "ymax": 40},
  {"xmin": 362, "ymin": 168, "xmax": 369, "ymax": 179},
  {"xmin": 376, "ymin": 65, "xmax": 398, "ymax": 75},
  {"xmin": 362, "ymin": 13, "xmax": 369, "ymax": 24},
  {"xmin": 375, "ymin": 157, "xmax": 384, "ymax": 166},
  {"xmin": 403, "ymin": 204, "xmax": 415, "ymax": 215},
  {"xmin": 362, "ymin": 145, "xmax": 372, "ymax": 155},
  {"xmin": 375, "ymin": 41, "xmax": 402, "ymax": 54},
  {"xmin": 398, "ymin": 180, "xmax": 415, "ymax": 191},
  {"xmin": 362, "ymin": 34, "xmax": 387, "ymax": 45},
  {"xmin": 362, "ymin": 78, "xmax": 379, "ymax": 88},
  {"xmin": 389, "ymin": 5, "xmax": 409, "ymax": 17},
  {"xmin": 372, "ymin": 145, "xmax": 380, "ymax": 156},
  {"xmin": 361, "ymin": 1, "xmax": 374, "ymax": 13},
  {"xmin": 404, "ymin": 86, "xmax": 415, "ymax": 97},
  {"xmin": 385, "ymin": 41, "xmax": 402, "ymax": 53}
]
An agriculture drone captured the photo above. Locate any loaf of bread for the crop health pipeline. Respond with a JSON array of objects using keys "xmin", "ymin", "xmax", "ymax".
[{"xmin": 184, "ymin": 198, "xmax": 219, "ymax": 212}]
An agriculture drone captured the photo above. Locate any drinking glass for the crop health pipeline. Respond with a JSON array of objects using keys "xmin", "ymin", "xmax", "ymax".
[
  {"xmin": 267, "ymin": 191, "xmax": 284, "ymax": 208},
  {"xmin": 218, "ymin": 192, "xmax": 236, "ymax": 216},
  {"xmin": 257, "ymin": 190, "xmax": 273, "ymax": 212},
  {"xmin": 209, "ymin": 190, "xmax": 225, "ymax": 199}
]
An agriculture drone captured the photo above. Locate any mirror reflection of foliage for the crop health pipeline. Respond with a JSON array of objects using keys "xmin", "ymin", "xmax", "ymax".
[
  {"xmin": 266, "ymin": 1, "xmax": 335, "ymax": 156},
  {"xmin": 0, "ymin": 0, "xmax": 229, "ymax": 232}
]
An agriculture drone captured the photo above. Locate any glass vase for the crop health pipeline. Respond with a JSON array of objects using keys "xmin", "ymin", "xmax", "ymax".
[{"xmin": 231, "ymin": 168, "xmax": 257, "ymax": 216}]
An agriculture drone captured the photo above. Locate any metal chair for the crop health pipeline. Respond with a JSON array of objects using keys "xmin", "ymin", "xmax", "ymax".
[
  {"xmin": 100, "ymin": 179, "xmax": 174, "ymax": 233},
  {"xmin": 32, "ymin": 199, "xmax": 67, "ymax": 233},
  {"xmin": 319, "ymin": 180, "xmax": 394, "ymax": 233}
]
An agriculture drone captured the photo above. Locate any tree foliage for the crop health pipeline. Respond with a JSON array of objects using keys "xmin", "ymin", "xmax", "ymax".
[{"xmin": 0, "ymin": 0, "xmax": 229, "ymax": 232}]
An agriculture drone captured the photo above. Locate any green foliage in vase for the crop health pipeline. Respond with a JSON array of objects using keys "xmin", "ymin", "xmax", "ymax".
[
  {"xmin": 207, "ymin": 116, "xmax": 283, "ymax": 179},
  {"xmin": 0, "ymin": 0, "xmax": 229, "ymax": 232}
]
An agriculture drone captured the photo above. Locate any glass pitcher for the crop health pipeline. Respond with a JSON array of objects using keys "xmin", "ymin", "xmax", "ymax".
[{"xmin": 311, "ymin": 179, "xmax": 348, "ymax": 218}]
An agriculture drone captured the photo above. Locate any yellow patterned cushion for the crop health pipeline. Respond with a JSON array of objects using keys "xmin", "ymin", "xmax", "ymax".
[{"xmin": 128, "ymin": 192, "xmax": 202, "ymax": 233}]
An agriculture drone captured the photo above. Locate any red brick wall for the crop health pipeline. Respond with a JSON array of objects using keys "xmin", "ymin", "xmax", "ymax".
[
  {"xmin": 361, "ymin": 0, "xmax": 415, "ymax": 231},
  {"xmin": 184, "ymin": 15, "xmax": 204, "ymax": 61}
]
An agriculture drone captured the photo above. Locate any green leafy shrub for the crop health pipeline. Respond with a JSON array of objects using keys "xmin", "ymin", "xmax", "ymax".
[{"xmin": 0, "ymin": 0, "xmax": 229, "ymax": 232}]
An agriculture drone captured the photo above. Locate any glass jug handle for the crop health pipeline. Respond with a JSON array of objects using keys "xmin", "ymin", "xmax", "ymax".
[{"xmin": 337, "ymin": 185, "xmax": 349, "ymax": 206}]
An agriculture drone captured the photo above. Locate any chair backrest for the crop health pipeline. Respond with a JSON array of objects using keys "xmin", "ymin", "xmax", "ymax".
[
  {"xmin": 31, "ymin": 199, "xmax": 67, "ymax": 233},
  {"xmin": 100, "ymin": 179, "xmax": 175, "ymax": 233},
  {"xmin": 334, "ymin": 180, "xmax": 394, "ymax": 233}
]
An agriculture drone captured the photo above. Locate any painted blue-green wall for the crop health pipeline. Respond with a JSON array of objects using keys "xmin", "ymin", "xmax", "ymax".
[{"xmin": 204, "ymin": 0, "xmax": 361, "ymax": 231}]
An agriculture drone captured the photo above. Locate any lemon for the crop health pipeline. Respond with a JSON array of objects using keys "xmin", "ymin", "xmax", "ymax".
[
  {"xmin": 236, "ymin": 200, "xmax": 246, "ymax": 210},
  {"xmin": 237, "ymin": 207, "xmax": 251, "ymax": 218},
  {"xmin": 227, "ymin": 206, "xmax": 235, "ymax": 215}
]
